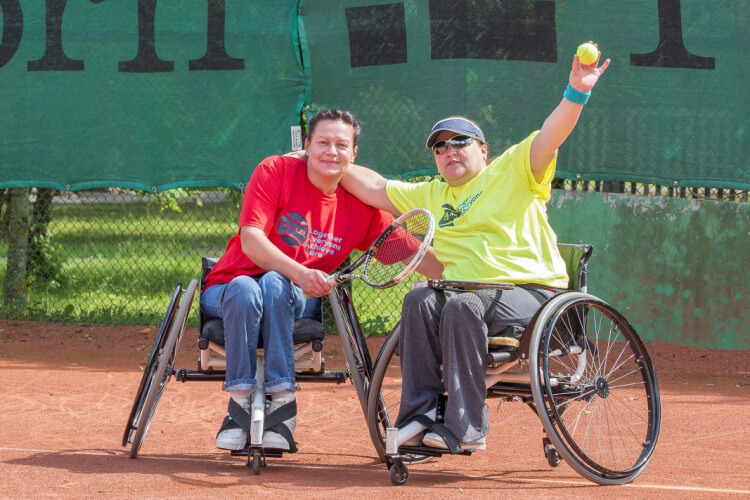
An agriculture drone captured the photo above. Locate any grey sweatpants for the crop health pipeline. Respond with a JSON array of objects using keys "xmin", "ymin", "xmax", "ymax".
[{"xmin": 394, "ymin": 285, "xmax": 557, "ymax": 442}]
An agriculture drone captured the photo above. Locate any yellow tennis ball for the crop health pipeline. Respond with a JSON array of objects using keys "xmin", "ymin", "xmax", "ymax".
[{"xmin": 577, "ymin": 43, "xmax": 598, "ymax": 65}]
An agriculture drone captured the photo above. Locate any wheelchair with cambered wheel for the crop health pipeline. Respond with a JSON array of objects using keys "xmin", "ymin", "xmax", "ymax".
[
  {"xmin": 122, "ymin": 258, "xmax": 384, "ymax": 474},
  {"xmin": 365, "ymin": 243, "xmax": 661, "ymax": 486}
]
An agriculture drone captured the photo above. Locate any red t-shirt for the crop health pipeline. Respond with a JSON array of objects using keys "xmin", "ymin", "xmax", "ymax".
[{"xmin": 203, "ymin": 155, "xmax": 393, "ymax": 290}]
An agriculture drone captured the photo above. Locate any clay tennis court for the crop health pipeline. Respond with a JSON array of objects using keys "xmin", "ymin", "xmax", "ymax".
[{"xmin": 1, "ymin": 319, "xmax": 748, "ymax": 498}]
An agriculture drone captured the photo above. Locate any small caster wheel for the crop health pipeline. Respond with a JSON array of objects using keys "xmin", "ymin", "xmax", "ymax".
[
  {"xmin": 543, "ymin": 438, "xmax": 561, "ymax": 468},
  {"xmin": 252, "ymin": 452, "xmax": 262, "ymax": 475},
  {"xmin": 389, "ymin": 463, "xmax": 409, "ymax": 486}
]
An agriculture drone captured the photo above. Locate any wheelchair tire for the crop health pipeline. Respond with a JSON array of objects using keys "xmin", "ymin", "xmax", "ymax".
[
  {"xmin": 127, "ymin": 279, "xmax": 198, "ymax": 459},
  {"xmin": 252, "ymin": 452, "xmax": 262, "ymax": 475},
  {"xmin": 528, "ymin": 292, "xmax": 661, "ymax": 485},
  {"xmin": 122, "ymin": 284, "xmax": 183, "ymax": 448},
  {"xmin": 389, "ymin": 462, "xmax": 408, "ymax": 486},
  {"xmin": 366, "ymin": 328, "xmax": 431, "ymax": 465}
]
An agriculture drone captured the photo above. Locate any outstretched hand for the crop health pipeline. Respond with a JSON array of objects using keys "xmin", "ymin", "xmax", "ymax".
[{"xmin": 569, "ymin": 42, "xmax": 610, "ymax": 93}]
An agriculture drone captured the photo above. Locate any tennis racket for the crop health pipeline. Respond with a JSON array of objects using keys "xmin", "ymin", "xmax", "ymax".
[
  {"xmin": 413, "ymin": 280, "xmax": 515, "ymax": 292},
  {"xmin": 328, "ymin": 208, "xmax": 435, "ymax": 289}
]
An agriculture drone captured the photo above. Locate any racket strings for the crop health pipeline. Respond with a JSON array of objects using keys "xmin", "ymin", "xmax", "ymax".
[{"xmin": 366, "ymin": 213, "xmax": 431, "ymax": 286}]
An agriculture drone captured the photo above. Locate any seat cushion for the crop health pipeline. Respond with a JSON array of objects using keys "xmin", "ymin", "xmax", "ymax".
[{"xmin": 201, "ymin": 316, "xmax": 325, "ymax": 347}]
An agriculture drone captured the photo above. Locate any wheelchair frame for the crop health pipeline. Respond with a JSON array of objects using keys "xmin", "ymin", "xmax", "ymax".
[
  {"xmin": 122, "ymin": 267, "xmax": 384, "ymax": 474},
  {"xmin": 364, "ymin": 244, "xmax": 661, "ymax": 486},
  {"xmin": 122, "ymin": 243, "xmax": 661, "ymax": 486}
]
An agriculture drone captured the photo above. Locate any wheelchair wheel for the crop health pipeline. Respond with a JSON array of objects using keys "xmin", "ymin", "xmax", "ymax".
[
  {"xmin": 122, "ymin": 284, "xmax": 183, "ymax": 448},
  {"xmin": 366, "ymin": 328, "xmax": 431, "ymax": 465},
  {"xmin": 251, "ymin": 452, "xmax": 262, "ymax": 475},
  {"xmin": 528, "ymin": 292, "xmax": 660, "ymax": 485},
  {"xmin": 127, "ymin": 279, "xmax": 198, "ymax": 458}
]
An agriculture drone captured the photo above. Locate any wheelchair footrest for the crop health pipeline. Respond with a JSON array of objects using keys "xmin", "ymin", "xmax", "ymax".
[
  {"xmin": 230, "ymin": 448, "xmax": 286, "ymax": 458},
  {"xmin": 397, "ymin": 445, "xmax": 445, "ymax": 457},
  {"xmin": 295, "ymin": 370, "xmax": 347, "ymax": 383}
]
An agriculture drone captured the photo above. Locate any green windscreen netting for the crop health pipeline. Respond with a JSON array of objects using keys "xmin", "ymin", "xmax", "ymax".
[
  {"xmin": 1, "ymin": 0, "xmax": 748, "ymax": 190},
  {"xmin": 0, "ymin": 0, "xmax": 305, "ymax": 191},
  {"xmin": 302, "ymin": 0, "xmax": 748, "ymax": 189}
]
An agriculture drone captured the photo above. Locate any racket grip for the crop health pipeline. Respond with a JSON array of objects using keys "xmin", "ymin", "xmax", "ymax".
[
  {"xmin": 326, "ymin": 274, "xmax": 338, "ymax": 286},
  {"xmin": 412, "ymin": 280, "xmax": 428, "ymax": 289}
]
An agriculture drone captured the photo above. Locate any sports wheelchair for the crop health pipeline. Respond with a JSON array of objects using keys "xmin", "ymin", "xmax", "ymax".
[
  {"xmin": 122, "ymin": 257, "xmax": 383, "ymax": 474},
  {"xmin": 364, "ymin": 243, "xmax": 661, "ymax": 486}
]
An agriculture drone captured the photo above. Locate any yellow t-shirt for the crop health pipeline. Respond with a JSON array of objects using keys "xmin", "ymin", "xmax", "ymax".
[{"xmin": 386, "ymin": 131, "xmax": 568, "ymax": 288}]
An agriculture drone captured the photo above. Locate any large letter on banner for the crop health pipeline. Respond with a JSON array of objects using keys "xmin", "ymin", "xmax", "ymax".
[
  {"xmin": 0, "ymin": 1, "xmax": 306, "ymax": 191},
  {"xmin": 301, "ymin": 0, "xmax": 747, "ymax": 190}
]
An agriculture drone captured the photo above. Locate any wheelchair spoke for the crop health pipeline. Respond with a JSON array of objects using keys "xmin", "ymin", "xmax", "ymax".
[{"xmin": 606, "ymin": 367, "xmax": 644, "ymax": 388}]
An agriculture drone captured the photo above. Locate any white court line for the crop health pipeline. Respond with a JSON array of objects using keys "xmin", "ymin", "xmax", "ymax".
[{"xmin": 2, "ymin": 446, "xmax": 749, "ymax": 495}]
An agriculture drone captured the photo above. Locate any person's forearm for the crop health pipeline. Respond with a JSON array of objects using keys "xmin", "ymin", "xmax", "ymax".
[
  {"xmin": 240, "ymin": 226, "xmax": 308, "ymax": 284},
  {"xmin": 530, "ymin": 49, "xmax": 610, "ymax": 180},
  {"xmin": 415, "ymin": 247, "xmax": 444, "ymax": 280},
  {"xmin": 530, "ymin": 99, "xmax": 583, "ymax": 175},
  {"xmin": 341, "ymin": 164, "xmax": 400, "ymax": 214}
]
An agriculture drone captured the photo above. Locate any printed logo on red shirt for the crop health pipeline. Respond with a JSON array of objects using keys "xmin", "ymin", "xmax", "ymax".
[{"xmin": 278, "ymin": 212, "xmax": 308, "ymax": 246}]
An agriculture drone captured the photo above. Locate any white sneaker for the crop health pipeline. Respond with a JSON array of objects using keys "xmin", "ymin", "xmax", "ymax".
[
  {"xmin": 215, "ymin": 398, "xmax": 251, "ymax": 451},
  {"xmin": 262, "ymin": 396, "xmax": 297, "ymax": 451},
  {"xmin": 422, "ymin": 432, "xmax": 486, "ymax": 451},
  {"xmin": 402, "ymin": 431, "xmax": 425, "ymax": 446}
]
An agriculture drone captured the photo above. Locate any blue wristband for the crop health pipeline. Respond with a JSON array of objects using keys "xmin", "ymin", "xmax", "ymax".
[{"xmin": 563, "ymin": 84, "xmax": 591, "ymax": 105}]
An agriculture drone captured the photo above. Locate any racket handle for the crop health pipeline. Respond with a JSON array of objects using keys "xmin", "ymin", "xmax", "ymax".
[{"xmin": 412, "ymin": 281, "xmax": 427, "ymax": 289}]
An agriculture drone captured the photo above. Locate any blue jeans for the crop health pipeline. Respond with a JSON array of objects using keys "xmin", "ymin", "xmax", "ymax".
[{"xmin": 200, "ymin": 271, "xmax": 321, "ymax": 394}]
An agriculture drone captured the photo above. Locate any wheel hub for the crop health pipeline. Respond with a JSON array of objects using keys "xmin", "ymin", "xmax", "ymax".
[{"xmin": 594, "ymin": 376, "xmax": 610, "ymax": 398}]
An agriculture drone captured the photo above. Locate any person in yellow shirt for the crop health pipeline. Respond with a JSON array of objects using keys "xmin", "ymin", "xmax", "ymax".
[{"xmin": 341, "ymin": 48, "xmax": 610, "ymax": 451}]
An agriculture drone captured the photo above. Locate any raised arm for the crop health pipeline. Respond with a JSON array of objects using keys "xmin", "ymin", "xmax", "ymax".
[
  {"xmin": 530, "ymin": 44, "xmax": 610, "ymax": 182},
  {"xmin": 340, "ymin": 164, "xmax": 400, "ymax": 215}
]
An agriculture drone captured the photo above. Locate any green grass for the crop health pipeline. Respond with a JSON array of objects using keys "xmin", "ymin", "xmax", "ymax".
[
  {"xmin": 0, "ymin": 195, "xmax": 408, "ymax": 334},
  {"xmin": 1, "ymin": 198, "xmax": 234, "ymax": 326}
]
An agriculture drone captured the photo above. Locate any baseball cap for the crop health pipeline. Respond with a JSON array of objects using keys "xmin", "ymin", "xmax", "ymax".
[{"xmin": 425, "ymin": 117, "xmax": 486, "ymax": 148}]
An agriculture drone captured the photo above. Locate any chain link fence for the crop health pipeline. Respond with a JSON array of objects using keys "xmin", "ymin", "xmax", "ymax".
[
  {"xmin": 1, "ymin": 184, "xmax": 746, "ymax": 335},
  {"xmin": 0, "ymin": 187, "xmax": 417, "ymax": 335}
]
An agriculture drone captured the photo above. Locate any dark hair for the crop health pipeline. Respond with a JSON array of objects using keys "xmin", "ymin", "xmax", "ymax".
[{"xmin": 307, "ymin": 108, "xmax": 361, "ymax": 146}]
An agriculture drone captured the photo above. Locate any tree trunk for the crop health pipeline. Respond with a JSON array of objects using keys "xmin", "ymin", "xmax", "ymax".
[
  {"xmin": 0, "ymin": 189, "xmax": 10, "ymax": 239},
  {"xmin": 27, "ymin": 188, "xmax": 58, "ymax": 279},
  {"xmin": 30, "ymin": 188, "xmax": 56, "ymax": 238},
  {"xmin": 3, "ymin": 188, "xmax": 31, "ymax": 309}
]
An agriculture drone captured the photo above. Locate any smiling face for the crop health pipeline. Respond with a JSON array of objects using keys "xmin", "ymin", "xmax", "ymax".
[
  {"xmin": 432, "ymin": 131, "xmax": 488, "ymax": 187},
  {"xmin": 305, "ymin": 119, "xmax": 358, "ymax": 193}
]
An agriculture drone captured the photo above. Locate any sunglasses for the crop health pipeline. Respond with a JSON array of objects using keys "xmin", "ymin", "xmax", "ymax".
[{"xmin": 432, "ymin": 135, "xmax": 475, "ymax": 155}]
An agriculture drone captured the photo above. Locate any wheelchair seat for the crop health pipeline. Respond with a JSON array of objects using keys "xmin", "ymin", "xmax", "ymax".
[{"xmin": 198, "ymin": 257, "xmax": 325, "ymax": 350}]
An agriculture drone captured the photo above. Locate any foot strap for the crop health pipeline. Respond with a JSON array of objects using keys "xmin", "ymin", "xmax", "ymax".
[
  {"xmin": 265, "ymin": 399, "xmax": 298, "ymax": 453},
  {"xmin": 409, "ymin": 414, "xmax": 462, "ymax": 454},
  {"xmin": 226, "ymin": 397, "xmax": 251, "ymax": 432}
]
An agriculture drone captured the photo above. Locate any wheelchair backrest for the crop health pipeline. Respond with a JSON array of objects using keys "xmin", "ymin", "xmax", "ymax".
[
  {"xmin": 556, "ymin": 243, "xmax": 593, "ymax": 292},
  {"xmin": 198, "ymin": 257, "xmax": 219, "ymax": 339},
  {"xmin": 201, "ymin": 257, "xmax": 219, "ymax": 284}
]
